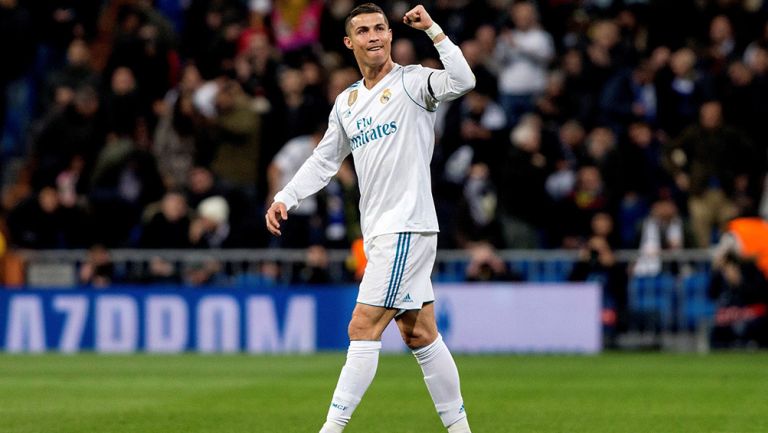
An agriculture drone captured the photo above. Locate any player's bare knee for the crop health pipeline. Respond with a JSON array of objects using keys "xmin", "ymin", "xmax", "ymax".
[
  {"xmin": 348, "ymin": 321, "xmax": 378, "ymax": 341},
  {"xmin": 401, "ymin": 328, "xmax": 438, "ymax": 350}
]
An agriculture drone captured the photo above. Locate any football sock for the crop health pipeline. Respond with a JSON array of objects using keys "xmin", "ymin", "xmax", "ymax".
[
  {"xmin": 447, "ymin": 417, "xmax": 472, "ymax": 433},
  {"xmin": 319, "ymin": 421, "xmax": 344, "ymax": 433},
  {"xmin": 321, "ymin": 340, "xmax": 381, "ymax": 431},
  {"xmin": 412, "ymin": 334, "xmax": 469, "ymax": 429}
]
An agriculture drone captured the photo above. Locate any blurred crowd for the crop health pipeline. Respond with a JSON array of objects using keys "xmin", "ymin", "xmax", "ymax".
[{"xmin": 1, "ymin": 0, "xmax": 768, "ymax": 256}]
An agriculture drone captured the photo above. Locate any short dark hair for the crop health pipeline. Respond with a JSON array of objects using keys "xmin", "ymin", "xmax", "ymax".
[{"xmin": 345, "ymin": 3, "xmax": 388, "ymax": 36}]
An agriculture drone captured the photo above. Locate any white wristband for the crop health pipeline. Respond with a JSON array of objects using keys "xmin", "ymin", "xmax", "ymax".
[{"xmin": 424, "ymin": 22, "xmax": 443, "ymax": 40}]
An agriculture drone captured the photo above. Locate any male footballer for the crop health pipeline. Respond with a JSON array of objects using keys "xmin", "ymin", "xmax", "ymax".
[{"xmin": 266, "ymin": 3, "xmax": 475, "ymax": 432}]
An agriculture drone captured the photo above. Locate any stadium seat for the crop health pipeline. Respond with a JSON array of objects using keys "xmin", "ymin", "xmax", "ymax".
[
  {"xmin": 680, "ymin": 272, "xmax": 715, "ymax": 332},
  {"xmin": 628, "ymin": 273, "xmax": 677, "ymax": 331}
]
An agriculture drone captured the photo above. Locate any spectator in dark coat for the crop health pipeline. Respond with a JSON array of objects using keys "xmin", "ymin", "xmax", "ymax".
[
  {"xmin": 598, "ymin": 61, "xmax": 658, "ymax": 133},
  {"xmin": 663, "ymin": 101, "xmax": 757, "ymax": 246},
  {"xmin": 656, "ymin": 48, "xmax": 714, "ymax": 137},
  {"xmin": 709, "ymin": 253, "xmax": 768, "ymax": 348},
  {"xmin": 7, "ymin": 186, "xmax": 89, "ymax": 248},
  {"xmin": 139, "ymin": 191, "xmax": 191, "ymax": 249},
  {"xmin": 494, "ymin": 116, "xmax": 554, "ymax": 248},
  {"xmin": 32, "ymin": 86, "xmax": 106, "ymax": 189}
]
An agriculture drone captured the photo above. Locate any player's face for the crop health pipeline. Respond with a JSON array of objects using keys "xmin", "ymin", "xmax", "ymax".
[{"xmin": 344, "ymin": 13, "xmax": 392, "ymax": 68}]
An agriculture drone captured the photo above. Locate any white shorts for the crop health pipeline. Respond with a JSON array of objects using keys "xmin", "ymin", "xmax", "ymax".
[{"xmin": 358, "ymin": 232, "xmax": 437, "ymax": 310}]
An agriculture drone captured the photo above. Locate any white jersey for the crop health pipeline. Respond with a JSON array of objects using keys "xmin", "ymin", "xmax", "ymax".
[{"xmin": 274, "ymin": 38, "xmax": 475, "ymax": 239}]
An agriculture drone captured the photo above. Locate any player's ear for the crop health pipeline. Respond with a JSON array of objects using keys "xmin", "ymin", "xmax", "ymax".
[{"xmin": 344, "ymin": 36, "xmax": 353, "ymax": 50}]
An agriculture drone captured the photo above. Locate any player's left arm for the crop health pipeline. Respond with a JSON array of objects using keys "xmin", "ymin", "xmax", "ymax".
[{"xmin": 403, "ymin": 5, "xmax": 476, "ymax": 102}]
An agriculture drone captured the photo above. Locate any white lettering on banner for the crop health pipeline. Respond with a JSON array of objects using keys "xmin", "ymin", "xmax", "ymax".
[
  {"xmin": 96, "ymin": 296, "xmax": 138, "ymax": 353},
  {"xmin": 246, "ymin": 296, "xmax": 316, "ymax": 353},
  {"xmin": 5, "ymin": 296, "xmax": 46, "ymax": 353},
  {"xmin": 197, "ymin": 296, "xmax": 239, "ymax": 353},
  {"xmin": 53, "ymin": 296, "xmax": 88, "ymax": 353},
  {"xmin": 146, "ymin": 296, "xmax": 188, "ymax": 353}
]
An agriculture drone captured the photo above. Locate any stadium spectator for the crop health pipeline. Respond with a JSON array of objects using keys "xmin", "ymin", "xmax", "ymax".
[
  {"xmin": 272, "ymin": 67, "xmax": 326, "ymax": 145},
  {"xmin": 633, "ymin": 198, "xmax": 690, "ymax": 277},
  {"xmin": 31, "ymin": 85, "xmax": 105, "ymax": 190},
  {"xmin": 705, "ymin": 15, "xmax": 739, "ymax": 74},
  {"xmin": 495, "ymin": 115, "xmax": 554, "ymax": 248},
  {"xmin": 103, "ymin": 66, "xmax": 144, "ymax": 137},
  {"xmin": 584, "ymin": 20, "xmax": 628, "ymax": 93},
  {"xmin": 440, "ymin": 76, "xmax": 506, "ymax": 173},
  {"xmin": 139, "ymin": 191, "xmax": 191, "ymax": 249},
  {"xmin": 656, "ymin": 48, "xmax": 714, "ymax": 137},
  {"xmin": 207, "ymin": 78, "xmax": 262, "ymax": 194},
  {"xmin": 234, "ymin": 31, "xmax": 282, "ymax": 101},
  {"xmin": 88, "ymin": 135, "xmax": 165, "ymax": 246},
  {"xmin": 494, "ymin": 1, "xmax": 554, "ymax": 126},
  {"xmin": 392, "ymin": 38, "xmax": 417, "ymax": 65},
  {"xmin": 558, "ymin": 48, "xmax": 597, "ymax": 125},
  {"xmin": 616, "ymin": 121, "xmax": 671, "ymax": 246},
  {"xmin": 557, "ymin": 165, "xmax": 609, "ymax": 248},
  {"xmin": 6, "ymin": 185, "xmax": 88, "ymax": 249},
  {"xmin": 267, "ymin": 124, "xmax": 328, "ymax": 248},
  {"xmin": 663, "ymin": 101, "xmax": 755, "ymax": 247},
  {"xmin": 78, "ymin": 244, "xmax": 117, "ymax": 288},
  {"xmin": 465, "ymin": 242, "xmax": 520, "ymax": 282},
  {"xmin": 293, "ymin": 244, "xmax": 332, "ymax": 285},
  {"xmin": 104, "ymin": 9, "xmax": 176, "ymax": 118},
  {"xmin": 152, "ymin": 64, "xmax": 204, "ymax": 189},
  {"xmin": 584, "ymin": 126, "xmax": 621, "ymax": 206},
  {"xmin": 43, "ymin": 39, "xmax": 100, "ymax": 111},
  {"xmin": 598, "ymin": 59, "xmax": 658, "ymax": 133},
  {"xmin": 709, "ymin": 252, "xmax": 768, "ymax": 349},
  {"xmin": 182, "ymin": 0, "xmax": 247, "ymax": 80},
  {"xmin": 270, "ymin": 0, "xmax": 323, "ymax": 59},
  {"xmin": 189, "ymin": 195, "xmax": 232, "ymax": 249},
  {"xmin": 713, "ymin": 216, "xmax": 768, "ymax": 280},
  {"xmin": 0, "ymin": 0, "xmax": 36, "ymax": 137},
  {"xmin": 569, "ymin": 212, "xmax": 628, "ymax": 336}
]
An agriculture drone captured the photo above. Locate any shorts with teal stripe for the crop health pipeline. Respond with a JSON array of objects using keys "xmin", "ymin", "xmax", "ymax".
[{"xmin": 357, "ymin": 232, "xmax": 437, "ymax": 310}]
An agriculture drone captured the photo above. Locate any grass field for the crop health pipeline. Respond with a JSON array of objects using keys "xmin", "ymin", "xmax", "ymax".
[{"xmin": 1, "ymin": 353, "xmax": 767, "ymax": 433}]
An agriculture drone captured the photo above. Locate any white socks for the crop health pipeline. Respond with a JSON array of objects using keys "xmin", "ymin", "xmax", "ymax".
[
  {"xmin": 321, "ymin": 340, "xmax": 382, "ymax": 432},
  {"xmin": 447, "ymin": 417, "xmax": 472, "ymax": 433},
  {"xmin": 412, "ymin": 334, "xmax": 469, "ymax": 430},
  {"xmin": 319, "ymin": 336, "xmax": 470, "ymax": 433}
]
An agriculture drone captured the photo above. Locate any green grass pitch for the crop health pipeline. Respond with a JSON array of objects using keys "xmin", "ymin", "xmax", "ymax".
[{"xmin": 1, "ymin": 353, "xmax": 767, "ymax": 433}]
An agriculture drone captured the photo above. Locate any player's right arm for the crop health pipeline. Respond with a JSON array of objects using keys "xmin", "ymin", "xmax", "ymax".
[
  {"xmin": 266, "ymin": 107, "xmax": 350, "ymax": 236},
  {"xmin": 403, "ymin": 5, "xmax": 475, "ymax": 103}
]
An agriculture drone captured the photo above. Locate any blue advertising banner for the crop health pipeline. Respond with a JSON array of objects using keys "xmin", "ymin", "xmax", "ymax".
[
  {"xmin": 1, "ymin": 283, "xmax": 602, "ymax": 353},
  {"xmin": 0, "ymin": 286, "xmax": 359, "ymax": 353}
]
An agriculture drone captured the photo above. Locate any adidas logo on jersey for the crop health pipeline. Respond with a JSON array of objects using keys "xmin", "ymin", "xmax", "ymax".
[{"xmin": 403, "ymin": 294, "xmax": 413, "ymax": 303}]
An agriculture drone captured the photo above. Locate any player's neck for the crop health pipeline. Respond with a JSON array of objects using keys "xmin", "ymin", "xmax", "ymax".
[{"xmin": 359, "ymin": 59, "xmax": 395, "ymax": 90}]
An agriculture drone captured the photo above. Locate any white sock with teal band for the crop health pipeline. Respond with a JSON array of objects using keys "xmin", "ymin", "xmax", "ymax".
[
  {"xmin": 412, "ymin": 334, "xmax": 471, "ymax": 432},
  {"xmin": 320, "ymin": 340, "xmax": 382, "ymax": 433}
]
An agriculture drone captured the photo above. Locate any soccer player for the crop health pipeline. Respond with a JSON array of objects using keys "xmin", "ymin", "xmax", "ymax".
[{"xmin": 265, "ymin": 3, "xmax": 475, "ymax": 433}]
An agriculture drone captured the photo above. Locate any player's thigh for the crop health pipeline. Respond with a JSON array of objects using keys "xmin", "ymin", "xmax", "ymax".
[
  {"xmin": 348, "ymin": 303, "xmax": 399, "ymax": 341},
  {"xmin": 395, "ymin": 302, "xmax": 438, "ymax": 349}
]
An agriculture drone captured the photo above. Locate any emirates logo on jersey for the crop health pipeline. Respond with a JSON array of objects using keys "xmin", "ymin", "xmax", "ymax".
[
  {"xmin": 380, "ymin": 88, "xmax": 391, "ymax": 104},
  {"xmin": 348, "ymin": 90, "xmax": 358, "ymax": 106}
]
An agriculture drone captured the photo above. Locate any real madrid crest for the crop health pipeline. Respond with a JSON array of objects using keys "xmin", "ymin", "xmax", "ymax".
[
  {"xmin": 380, "ymin": 88, "xmax": 391, "ymax": 104},
  {"xmin": 348, "ymin": 89, "xmax": 358, "ymax": 106}
]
